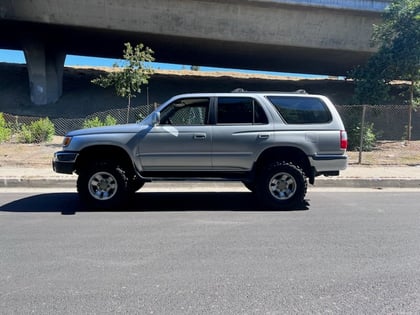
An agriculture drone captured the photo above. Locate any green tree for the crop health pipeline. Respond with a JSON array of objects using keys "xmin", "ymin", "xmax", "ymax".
[
  {"xmin": 349, "ymin": 55, "xmax": 392, "ymax": 105},
  {"xmin": 92, "ymin": 43, "xmax": 155, "ymax": 123},
  {"xmin": 349, "ymin": 0, "xmax": 420, "ymax": 140}
]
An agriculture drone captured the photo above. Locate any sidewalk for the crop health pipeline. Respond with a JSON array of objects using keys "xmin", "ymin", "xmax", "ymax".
[{"xmin": 1, "ymin": 165, "xmax": 420, "ymax": 189}]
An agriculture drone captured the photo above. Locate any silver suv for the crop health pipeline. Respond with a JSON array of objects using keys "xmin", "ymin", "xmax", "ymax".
[{"xmin": 53, "ymin": 91, "xmax": 348, "ymax": 209}]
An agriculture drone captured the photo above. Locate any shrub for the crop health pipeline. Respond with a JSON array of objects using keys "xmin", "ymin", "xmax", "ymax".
[
  {"xmin": 342, "ymin": 106, "xmax": 377, "ymax": 151},
  {"xmin": 348, "ymin": 122, "xmax": 377, "ymax": 151},
  {"xmin": 17, "ymin": 124, "xmax": 33, "ymax": 143},
  {"xmin": 83, "ymin": 115, "xmax": 117, "ymax": 128},
  {"xmin": 83, "ymin": 116, "xmax": 102, "ymax": 129},
  {"xmin": 0, "ymin": 113, "xmax": 12, "ymax": 143},
  {"xmin": 103, "ymin": 115, "xmax": 117, "ymax": 126},
  {"xmin": 18, "ymin": 117, "xmax": 55, "ymax": 143}
]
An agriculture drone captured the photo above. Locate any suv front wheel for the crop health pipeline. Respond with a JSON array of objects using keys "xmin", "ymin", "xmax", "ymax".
[
  {"xmin": 257, "ymin": 161, "xmax": 307, "ymax": 209},
  {"xmin": 77, "ymin": 161, "xmax": 129, "ymax": 209}
]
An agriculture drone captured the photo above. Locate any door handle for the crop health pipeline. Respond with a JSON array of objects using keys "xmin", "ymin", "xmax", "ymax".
[
  {"xmin": 258, "ymin": 134, "xmax": 269, "ymax": 139},
  {"xmin": 194, "ymin": 133, "xmax": 206, "ymax": 139}
]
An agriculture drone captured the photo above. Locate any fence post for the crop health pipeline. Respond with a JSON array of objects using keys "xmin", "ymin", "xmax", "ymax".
[{"xmin": 358, "ymin": 105, "xmax": 367, "ymax": 164}]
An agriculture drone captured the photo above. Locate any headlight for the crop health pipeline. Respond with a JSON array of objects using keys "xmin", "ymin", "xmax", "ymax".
[{"xmin": 62, "ymin": 136, "xmax": 72, "ymax": 147}]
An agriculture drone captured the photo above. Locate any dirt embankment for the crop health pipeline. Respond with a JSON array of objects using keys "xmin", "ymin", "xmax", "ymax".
[{"xmin": 1, "ymin": 62, "xmax": 358, "ymax": 118}]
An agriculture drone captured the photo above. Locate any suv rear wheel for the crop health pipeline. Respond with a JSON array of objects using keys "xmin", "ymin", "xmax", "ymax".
[
  {"xmin": 77, "ymin": 161, "xmax": 129, "ymax": 209},
  {"xmin": 257, "ymin": 161, "xmax": 307, "ymax": 209}
]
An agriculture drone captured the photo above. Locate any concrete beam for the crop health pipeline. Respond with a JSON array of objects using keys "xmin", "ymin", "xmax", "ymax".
[
  {"xmin": 0, "ymin": 0, "xmax": 388, "ymax": 105},
  {"xmin": 1, "ymin": 0, "xmax": 382, "ymax": 52},
  {"xmin": 22, "ymin": 39, "xmax": 65, "ymax": 105}
]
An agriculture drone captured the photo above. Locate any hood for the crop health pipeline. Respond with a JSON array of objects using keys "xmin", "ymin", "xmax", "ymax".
[{"xmin": 67, "ymin": 123, "xmax": 147, "ymax": 137}]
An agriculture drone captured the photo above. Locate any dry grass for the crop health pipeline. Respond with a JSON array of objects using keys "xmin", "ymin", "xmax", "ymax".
[
  {"xmin": 347, "ymin": 141, "xmax": 420, "ymax": 166},
  {"xmin": 0, "ymin": 136, "xmax": 62, "ymax": 167}
]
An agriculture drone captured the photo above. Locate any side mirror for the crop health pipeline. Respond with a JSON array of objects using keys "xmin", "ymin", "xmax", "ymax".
[{"xmin": 151, "ymin": 112, "xmax": 160, "ymax": 126}]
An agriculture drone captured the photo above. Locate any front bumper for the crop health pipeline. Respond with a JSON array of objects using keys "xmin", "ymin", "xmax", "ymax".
[{"xmin": 52, "ymin": 151, "xmax": 78, "ymax": 174}]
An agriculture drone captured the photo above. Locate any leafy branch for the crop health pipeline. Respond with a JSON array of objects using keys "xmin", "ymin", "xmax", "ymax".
[{"xmin": 92, "ymin": 42, "xmax": 155, "ymax": 123}]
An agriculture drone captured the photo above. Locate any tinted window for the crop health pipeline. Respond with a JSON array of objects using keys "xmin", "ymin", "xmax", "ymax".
[
  {"xmin": 267, "ymin": 96, "xmax": 332, "ymax": 124},
  {"xmin": 217, "ymin": 97, "xmax": 268, "ymax": 124},
  {"xmin": 160, "ymin": 98, "xmax": 209, "ymax": 125}
]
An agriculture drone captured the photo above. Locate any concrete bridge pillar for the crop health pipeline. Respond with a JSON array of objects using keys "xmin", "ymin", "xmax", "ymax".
[{"xmin": 22, "ymin": 39, "xmax": 65, "ymax": 105}]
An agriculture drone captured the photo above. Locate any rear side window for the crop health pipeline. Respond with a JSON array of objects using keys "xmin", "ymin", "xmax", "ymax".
[
  {"xmin": 267, "ymin": 96, "xmax": 332, "ymax": 124},
  {"xmin": 217, "ymin": 97, "xmax": 268, "ymax": 124}
]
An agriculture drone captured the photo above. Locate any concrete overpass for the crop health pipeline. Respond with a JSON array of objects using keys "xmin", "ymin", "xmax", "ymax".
[{"xmin": 0, "ymin": 0, "xmax": 390, "ymax": 105}]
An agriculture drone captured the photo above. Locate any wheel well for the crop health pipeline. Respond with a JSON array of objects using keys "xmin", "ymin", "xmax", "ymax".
[
  {"xmin": 75, "ymin": 145, "xmax": 134, "ymax": 175},
  {"xmin": 256, "ymin": 147, "xmax": 312, "ymax": 178}
]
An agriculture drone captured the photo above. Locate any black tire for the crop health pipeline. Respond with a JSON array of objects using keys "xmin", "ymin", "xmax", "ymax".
[
  {"xmin": 77, "ymin": 162, "xmax": 129, "ymax": 209},
  {"xmin": 256, "ymin": 161, "xmax": 307, "ymax": 209}
]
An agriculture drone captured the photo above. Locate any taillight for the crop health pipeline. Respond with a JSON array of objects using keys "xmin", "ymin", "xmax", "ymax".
[{"xmin": 340, "ymin": 130, "xmax": 348, "ymax": 150}]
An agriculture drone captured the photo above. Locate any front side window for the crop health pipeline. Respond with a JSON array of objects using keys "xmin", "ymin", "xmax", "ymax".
[
  {"xmin": 267, "ymin": 96, "xmax": 332, "ymax": 124},
  {"xmin": 160, "ymin": 98, "xmax": 210, "ymax": 125},
  {"xmin": 217, "ymin": 97, "xmax": 268, "ymax": 124}
]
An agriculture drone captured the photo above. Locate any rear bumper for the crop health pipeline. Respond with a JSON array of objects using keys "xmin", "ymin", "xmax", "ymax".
[
  {"xmin": 310, "ymin": 154, "xmax": 348, "ymax": 175},
  {"xmin": 52, "ymin": 151, "xmax": 78, "ymax": 174}
]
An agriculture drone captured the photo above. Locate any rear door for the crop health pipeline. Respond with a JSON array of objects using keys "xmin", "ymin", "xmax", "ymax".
[{"xmin": 211, "ymin": 96, "xmax": 273, "ymax": 171}]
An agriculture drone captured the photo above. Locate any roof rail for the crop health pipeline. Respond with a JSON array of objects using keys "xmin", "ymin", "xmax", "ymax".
[
  {"xmin": 231, "ymin": 88, "xmax": 246, "ymax": 92},
  {"xmin": 230, "ymin": 88, "xmax": 308, "ymax": 94}
]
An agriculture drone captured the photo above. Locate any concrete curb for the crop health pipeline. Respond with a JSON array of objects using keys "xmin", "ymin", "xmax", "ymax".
[
  {"xmin": 1, "ymin": 177, "xmax": 420, "ymax": 189},
  {"xmin": 314, "ymin": 178, "xmax": 420, "ymax": 189},
  {"xmin": 1, "ymin": 177, "xmax": 76, "ymax": 189}
]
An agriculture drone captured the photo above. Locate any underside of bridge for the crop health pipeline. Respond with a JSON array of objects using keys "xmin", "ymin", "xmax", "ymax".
[
  {"xmin": 0, "ymin": 0, "xmax": 382, "ymax": 105},
  {"xmin": 2, "ymin": 20, "xmax": 374, "ymax": 72}
]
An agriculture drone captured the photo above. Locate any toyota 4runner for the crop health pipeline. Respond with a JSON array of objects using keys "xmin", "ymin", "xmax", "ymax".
[{"xmin": 53, "ymin": 91, "xmax": 348, "ymax": 209}]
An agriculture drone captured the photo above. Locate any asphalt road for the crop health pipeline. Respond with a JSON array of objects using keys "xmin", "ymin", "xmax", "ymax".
[{"xmin": 0, "ymin": 188, "xmax": 419, "ymax": 314}]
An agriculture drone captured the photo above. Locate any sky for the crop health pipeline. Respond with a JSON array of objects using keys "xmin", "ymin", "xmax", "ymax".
[{"xmin": 0, "ymin": 48, "xmax": 327, "ymax": 79}]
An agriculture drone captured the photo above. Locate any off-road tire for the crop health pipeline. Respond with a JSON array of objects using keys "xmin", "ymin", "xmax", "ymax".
[
  {"xmin": 77, "ymin": 161, "xmax": 129, "ymax": 209},
  {"xmin": 256, "ymin": 161, "xmax": 307, "ymax": 209}
]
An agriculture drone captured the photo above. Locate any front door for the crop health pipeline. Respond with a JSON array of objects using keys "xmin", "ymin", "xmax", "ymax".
[{"xmin": 138, "ymin": 97, "xmax": 212, "ymax": 171}]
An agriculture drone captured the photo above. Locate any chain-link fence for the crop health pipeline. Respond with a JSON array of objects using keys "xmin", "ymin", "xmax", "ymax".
[
  {"xmin": 336, "ymin": 105, "xmax": 419, "ymax": 141},
  {"xmin": 2, "ymin": 104, "xmax": 419, "ymax": 140},
  {"xmin": 2, "ymin": 105, "xmax": 156, "ymax": 136}
]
